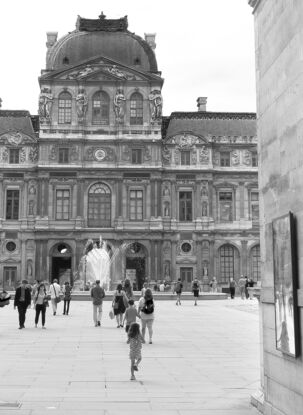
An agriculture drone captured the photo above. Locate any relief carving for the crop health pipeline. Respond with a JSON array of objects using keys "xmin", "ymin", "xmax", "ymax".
[
  {"xmin": 162, "ymin": 146, "xmax": 171, "ymax": 164},
  {"xmin": 1, "ymin": 148, "xmax": 8, "ymax": 162},
  {"xmin": 174, "ymin": 149, "xmax": 180, "ymax": 164},
  {"xmin": 191, "ymin": 148, "xmax": 197, "ymax": 165},
  {"xmin": 113, "ymin": 89, "xmax": 126, "ymax": 123},
  {"xmin": 28, "ymin": 200, "xmax": 36, "ymax": 216},
  {"xmin": 6, "ymin": 132, "xmax": 23, "ymax": 146},
  {"xmin": 70, "ymin": 146, "xmax": 79, "ymax": 162},
  {"xmin": 163, "ymin": 241, "xmax": 171, "ymax": 255},
  {"xmin": 76, "ymin": 89, "xmax": 88, "ymax": 123},
  {"xmin": 29, "ymin": 147, "xmax": 38, "ymax": 162},
  {"xmin": 164, "ymin": 260, "xmax": 171, "ymax": 278},
  {"xmin": 231, "ymin": 150, "xmax": 240, "ymax": 166},
  {"xmin": 163, "ymin": 185, "xmax": 170, "ymax": 196},
  {"xmin": 143, "ymin": 146, "xmax": 152, "ymax": 161},
  {"xmin": 38, "ymin": 87, "xmax": 53, "ymax": 122},
  {"xmin": 49, "ymin": 146, "xmax": 58, "ymax": 161},
  {"xmin": 122, "ymin": 145, "xmax": 131, "ymax": 161},
  {"xmin": 199, "ymin": 146, "xmax": 209, "ymax": 164},
  {"xmin": 19, "ymin": 148, "xmax": 26, "ymax": 163},
  {"xmin": 163, "ymin": 201, "xmax": 170, "ymax": 217},
  {"xmin": 243, "ymin": 150, "xmax": 251, "ymax": 166},
  {"xmin": 202, "ymin": 201, "xmax": 208, "ymax": 217},
  {"xmin": 149, "ymin": 89, "xmax": 163, "ymax": 122}
]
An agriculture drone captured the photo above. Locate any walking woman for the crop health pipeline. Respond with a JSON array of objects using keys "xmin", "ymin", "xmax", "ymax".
[
  {"xmin": 138, "ymin": 288, "xmax": 155, "ymax": 344},
  {"xmin": 62, "ymin": 281, "xmax": 72, "ymax": 315},
  {"xmin": 123, "ymin": 278, "xmax": 133, "ymax": 300},
  {"xmin": 112, "ymin": 283, "xmax": 128, "ymax": 328},
  {"xmin": 33, "ymin": 283, "xmax": 49, "ymax": 329}
]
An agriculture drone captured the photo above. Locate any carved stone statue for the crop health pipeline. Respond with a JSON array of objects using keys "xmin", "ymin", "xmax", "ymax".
[
  {"xmin": 164, "ymin": 202, "xmax": 170, "ymax": 217},
  {"xmin": 76, "ymin": 89, "xmax": 88, "ymax": 122},
  {"xmin": 231, "ymin": 150, "xmax": 240, "ymax": 166},
  {"xmin": 38, "ymin": 87, "xmax": 53, "ymax": 122},
  {"xmin": 200, "ymin": 146, "xmax": 209, "ymax": 163},
  {"xmin": 202, "ymin": 201, "xmax": 208, "ymax": 217},
  {"xmin": 162, "ymin": 146, "xmax": 171, "ymax": 164},
  {"xmin": 149, "ymin": 89, "xmax": 162, "ymax": 122},
  {"xmin": 28, "ymin": 200, "xmax": 35, "ymax": 216},
  {"xmin": 113, "ymin": 89, "xmax": 126, "ymax": 123}
]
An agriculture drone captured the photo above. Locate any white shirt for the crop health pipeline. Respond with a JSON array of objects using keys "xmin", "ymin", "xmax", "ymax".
[{"xmin": 49, "ymin": 282, "xmax": 61, "ymax": 299}]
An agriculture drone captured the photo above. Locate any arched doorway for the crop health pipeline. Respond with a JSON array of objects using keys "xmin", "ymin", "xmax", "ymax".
[
  {"xmin": 50, "ymin": 243, "xmax": 72, "ymax": 284},
  {"xmin": 125, "ymin": 242, "xmax": 147, "ymax": 290}
]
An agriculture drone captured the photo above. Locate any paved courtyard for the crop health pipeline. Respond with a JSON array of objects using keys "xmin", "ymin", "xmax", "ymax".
[{"xmin": 0, "ymin": 298, "xmax": 260, "ymax": 415}]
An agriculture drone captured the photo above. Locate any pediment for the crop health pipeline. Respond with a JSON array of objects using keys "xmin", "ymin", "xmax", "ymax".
[
  {"xmin": 41, "ymin": 55, "xmax": 162, "ymax": 82},
  {"xmin": 0, "ymin": 131, "xmax": 37, "ymax": 146},
  {"xmin": 165, "ymin": 132, "xmax": 209, "ymax": 147}
]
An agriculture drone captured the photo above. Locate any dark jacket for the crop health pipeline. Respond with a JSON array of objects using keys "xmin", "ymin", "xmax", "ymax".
[
  {"xmin": 91, "ymin": 285, "xmax": 105, "ymax": 305},
  {"xmin": 14, "ymin": 286, "xmax": 31, "ymax": 307}
]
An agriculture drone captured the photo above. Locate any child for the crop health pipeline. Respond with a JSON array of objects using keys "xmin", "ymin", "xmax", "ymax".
[
  {"xmin": 127, "ymin": 322, "xmax": 145, "ymax": 380},
  {"xmin": 123, "ymin": 299, "xmax": 140, "ymax": 333}
]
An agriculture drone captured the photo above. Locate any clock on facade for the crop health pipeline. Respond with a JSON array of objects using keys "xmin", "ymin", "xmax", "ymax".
[{"xmin": 94, "ymin": 148, "xmax": 106, "ymax": 161}]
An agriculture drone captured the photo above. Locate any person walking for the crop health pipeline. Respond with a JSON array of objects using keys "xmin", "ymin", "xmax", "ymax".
[
  {"xmin": 127, "ymin": 322, "xmax": 145, "ymax": 381},
  {"xmin": 141, "ymin": 282, "xmax": 148, "ymax": 297},
  {"xmin": 229, "ymin": 278, "xmax": 236, "ymax": 299},
  {"xmin": 123, "ymin": 278, "xmax": 133, "ymax": 300},
  {"xmin": 33, "ymin": 283, "xmax": 49, "ymax": 329},
  {"xmin": 62, "ymin": 281, "xmax": 72, "ymax": 315},
  {"xmin": 238, "ymin": 275, "xmax": 246, "ymax": 300},
  {"xmin": 14, "ymin": 280, "xmax": 31, "ymax": 329},
  {"xmin": 247, "ymin": 277, "xmax": 255, "ymax": 299},
  {"xmin": 244, "ymin": 276, "xmax": 249, "ymax": 299},
  {"xmin": 49, "ymin": 279, "xmax": 62, "ymax": 315},
  {"xmin": 91, "ymin": 280, "xmax": 105, "ymax": 327},
  {"xmin": 112, "ymin": 283, "xmax": 128, "ymax": 328},
  {"xmin": 174, "ymin": 278, "xmax": 183, "ymax": 305},
  {"xmin": 123, "ymin": 299, "xmax": 140, "ymax": 333},
  {"xmin": 210, "ymin": 277, "xmax": 218, "ymax": 293},
  {"xmin": 191, "ymin": 277, "xmax": 201, "ymax": 305},
  {"xmin": 138, "ymin": 288, "xmax": 155, "ymax": 344}
]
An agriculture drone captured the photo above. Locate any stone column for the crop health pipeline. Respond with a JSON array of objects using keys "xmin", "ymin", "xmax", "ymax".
[
  {"xmin": 239, "ymin": 182, "xmax": 244, "ymax": 219},
  {"xmin": 22, "ymin": 180, "xmax": 29, "ymax": 218},
  {"xmin": 196, "ymin": 181, "xmax": 201, "ymax": 218},
  {"xmin": 49, "ymin": 181, "xmax": 53, "ymax": 219},
  {"xmin": 0, "ymin": 175, "xmax": 3, "ymax": 218},
  {"xmin": 196, "ymin": 240, "xmax": 202, "ymax": 278},
  {"xmin": 157, "ymin": 179, "xmax": 162, "ymax": 217},
  {"xmin": 150, "ymin": 180, "xmax": 155, "ymax": 217},
  {"xmin": 209, "ymin": 240, "xmax": 215, "ymax": 279},
  {"xmin": 150, "ymin": 240, "xmax": 155, "ymax": 279},
  {"xmin": 72, "ymin": 182, "xmax": 77, "ymax": 219},
  {"xmin": 146, "ymin": 182, "xmax": 151, "ymax": 219},
  {"xmin": 171, "ymin": 182, "xmax": 177, "ymax": 219},
  {"xmin": 241, "ymin": 240, "xmax": 248, "ymax": 276},
  {"xmin": 171, "ymin": 241, "xmax": 177, "ymax": 280},
  {"xmin": 157, "ymin": 240, "xmax": 162, "ymax": 280}
]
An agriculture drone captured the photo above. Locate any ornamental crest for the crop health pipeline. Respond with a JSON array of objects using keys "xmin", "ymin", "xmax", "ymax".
[
  {"xmin": 231, "ymin": 150, "xmax": 240, "ymax": 166},
  {"xmin": 6, "ymin": 132, "xmax": 23, "ymax": 146},
  {"xmin": 20, "ymin": 148, "xmax": 26, "ymax": 163},
  {"xmin": 29, "ymin": 147, "xmax": 39, "ymax": 162},
  {"xmin": 162, "ymin": 146, "xmax": 171, "ymax": 164},
  {"xmin": 199, "ymin": 146, "xmax": 209, "ymax": 164}
]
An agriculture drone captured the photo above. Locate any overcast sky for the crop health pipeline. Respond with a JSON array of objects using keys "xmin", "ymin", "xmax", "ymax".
[{"xmin": 0, "ymin": 0, "xmax": 255, "ymax": 116}]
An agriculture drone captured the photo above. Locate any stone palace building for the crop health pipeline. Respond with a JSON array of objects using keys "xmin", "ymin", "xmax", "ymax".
[{"xmin": 0, "ymin": 13, "xmax": 259, "ymax": 290}]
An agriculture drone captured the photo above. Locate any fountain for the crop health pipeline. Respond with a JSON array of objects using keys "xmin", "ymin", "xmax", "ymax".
[{"xmin": 74, "ymin": 236, "xmax": 128, "ymax": 291}]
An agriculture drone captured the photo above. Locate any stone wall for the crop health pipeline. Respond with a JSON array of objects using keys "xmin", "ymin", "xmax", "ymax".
[{"xmin": 250, "ymin": 0, "xmax": 303, "ymax": 414}]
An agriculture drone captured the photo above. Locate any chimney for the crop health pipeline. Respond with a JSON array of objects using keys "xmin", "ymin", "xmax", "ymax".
[
  {"xmin": 46, "ymin": 32, "xmax": 58, "ymax": 49},
  {"xmin": 144, "ymin": 33, "xmax": 156, "ymax": 50},
  {"xmin": 197, "ymin": 97, "xmax": 207, "ymax": 112}
]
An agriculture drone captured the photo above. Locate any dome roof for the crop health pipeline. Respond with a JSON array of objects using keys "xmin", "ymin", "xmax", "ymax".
[{"xmin": 46, "ymin": 15, "xmax": 158, "ymax": 73}]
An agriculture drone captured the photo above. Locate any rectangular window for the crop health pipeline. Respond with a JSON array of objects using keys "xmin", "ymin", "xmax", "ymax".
[
  {"xmin": 129, "ymin": 190, "xmax": 143, "ymax": 220},
  {"xmin": 179, "ymin": 191, "xmax": 193, "ymax": 221},
  {"xmin": 6, "ymin": 189, "xmax": 19, "ymax": 220},
  {"xmin": 251, "ymin": 191, "xmax": 259, "ymax": 220},
  {"xmin": 252, "ymin": 152, "xmax": 258, "ymax": 167},
  {"xmin": 131, "ymin": 149, "xmax": 142, "ymax": 164},
  {"xmin": 219, "ymin": 191, "xmax": 233, "ymax": 221},
  {"xmin": 9, "ymin": 149, "xmax": 19, "ymax": 164},
  {"xmin": 59, "ymin": 148, "xmax": 69, "ymax": 163},
  {"xmin": 220, "ymin": 152, "xmax": 230, "ymax": 167},
  {"xmin": 3, "ymin": 266, "xmax": 17, "ymax": 290},
  {"xmin": 181, "ymin": 151, "xmax": 191, "ymax": 166},
  {"xmin": 56, "ymin": 189, "xmax": 70, "ymax": 220}
]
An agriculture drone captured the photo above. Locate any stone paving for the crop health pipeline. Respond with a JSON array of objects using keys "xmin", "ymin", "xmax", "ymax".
[{"xmin": 0, "ymin": 297, "xmax": 261, "ymax": 414}]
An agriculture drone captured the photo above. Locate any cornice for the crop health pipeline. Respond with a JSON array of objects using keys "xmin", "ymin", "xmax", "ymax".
[{"xmin": 248, "ymin": 0, "xmax": 262, "ymax": 13}]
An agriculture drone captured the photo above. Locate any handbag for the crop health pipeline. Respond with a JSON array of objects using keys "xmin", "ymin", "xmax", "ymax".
[{"xmin": 109, "ymin": 309, "xmax": 114, "ymax": 319}]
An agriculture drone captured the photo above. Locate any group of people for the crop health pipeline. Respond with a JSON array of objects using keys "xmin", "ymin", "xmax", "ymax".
[
  {"xmin": 90, "ymin": 278, "xmax": 155, "ymax": 381},
  {"xmin": 13, "ymin": 279, "xmax": 72, "ymax": 330},
  {"xmin": 233, "ymin": 275, "xmax": 255, "ymax": 300}
]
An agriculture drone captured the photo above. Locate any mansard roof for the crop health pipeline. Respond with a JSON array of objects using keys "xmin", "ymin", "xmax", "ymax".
[
  {"xmin": 46, "ymin": 14, "xmax": 158, "ymax": 74},
  {"xmin": 0, "ymin": 110, "xmax": 37, "ymax": 136},
  {"xmin": 163, "ymin": 111, "xmax": 257, "ymax": 139}
]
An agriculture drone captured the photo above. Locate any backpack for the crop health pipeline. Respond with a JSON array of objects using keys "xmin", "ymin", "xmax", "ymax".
[
  {"xmin": 141, "ymin": 299, "xmax": 154, "ymax": 314},
  {"xmin": 175, "ymin": 282, "xmax": 182, "ymax": 293},
  {"xmin": 193, "ymin": 281, "xmax": 198, "ymax": 290}
]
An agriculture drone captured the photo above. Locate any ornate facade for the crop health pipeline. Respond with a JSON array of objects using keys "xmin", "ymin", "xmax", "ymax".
[{"xmin": 0, "ymin": 14, "xmax": 259, "ymax": 291}]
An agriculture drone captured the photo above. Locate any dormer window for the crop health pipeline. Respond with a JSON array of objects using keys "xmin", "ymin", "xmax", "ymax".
[
  {"xmin": 181, "ymin": 151, "xmax": 190, "ymax": 166},
  {"xmin": 9, "ymin": 149, "xmax": 19, "ymax": 164},
  {"xmin": 92, "ymin": 91, "xmax": 109, "ymax": 125},
  {"xmin": 58, "ymin": 92, "xmax": 72, "ymax": 124},
  {"xmin": 220, "ymin": 152, "xmax": 230, "ymax": 167}
]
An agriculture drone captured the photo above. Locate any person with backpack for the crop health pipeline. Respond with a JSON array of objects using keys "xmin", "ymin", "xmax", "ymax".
[
  {"xmin": 174, "ymin": 278, "xmax": 183, "ymax": 305},
  {"xmin": 62, "ymin": 281, "xmax": 72, "ymax": 315},
  {"xmin": 138, "ymin": 288, "xmax": 155, "ymax": 344},
  {"xmin": 112, "ymin": 283, "xmax": 128, "ymax": 328},
  {"xmin": 91, "ymin": 280, "xmax": 105, "ymax": 327},
  {"xmin": 191, "ymin": 278, "xmax": 201, "ymax": 306}
]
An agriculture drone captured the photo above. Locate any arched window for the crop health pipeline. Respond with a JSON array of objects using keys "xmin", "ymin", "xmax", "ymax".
[
  {"xmin": 92, "ymin": 91, "xmax": 109, "ymax": 125},
  {"xmin": 88, "ymin": 183, "xmax": 111, "ymax": 227},
  {"xmin": 58, "ymin": 92, "xmax": 72, "ymax": 124},
  {"xmin": 251, "ymin": 245, "xmax": 260, "ymax": 281},
  {"xmin": 219, "ymin": 245, "xmax": 234, "ymax": 283},
  {"xmin": 130, "ymin": 92, "xmax": 143, "ymax": 125}
]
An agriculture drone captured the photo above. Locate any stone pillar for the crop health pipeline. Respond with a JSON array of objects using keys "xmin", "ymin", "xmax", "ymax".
[
  {"xmin": 171, "ymin": 241, "xmax": 177, "ymax": 280},
  {"xmin": 196, "ymin": 240, "xmax": 202, "ymax": 278},
  {"xmin": 22, "ymin": 180, "xmax": 29, "ymax": 218},
  {"xmin": 150, "ymin": 180, "xmax": 155, "ymax": 217},
  {"xmin": 49, "ymin": 181, "xmax": 53, "ymax": 219},
  {"xmin": 171, "ymin": 182, "xmax": 177, "ymax": 219},
  {"xmin": 0, "ymin": 174, "xmax": 3, "ymax": 218},
  {"xmin": 146, "ymin": 182, "xmax": 151, "ymax": 219},
  {"xmin": 157, "ymin": 240, "xmax": 162, "ymax": 279},
  {"xmin": 150, "ymin": 241, "xmax": 155, "ymax": 279},
  {"xmin": 37, "ymin": 179, "xmax": 42, "ymax": 216},
  {"xmin": 209, "ymin": 240, "xmax": 215, "ymax": 279},
  {"xmin": 239, "ymin": 182, "xmax": 244, "ymax": 219},
  {"xmin": 157, "ymin": 179, "xmax": 162, "ymax": 217},
  {"xmin": 72, "ymin": 182, "xmax": 77, "ymax": 219},
  {"xmin": 241, "ymin": 240, "xmax": 248, "ymax": 276}
]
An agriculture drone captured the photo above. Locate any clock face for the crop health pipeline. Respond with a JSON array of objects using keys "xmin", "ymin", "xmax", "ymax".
[{"xmin": 94, "ymin": 149, "xmax": 106, "ymax": 161}]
